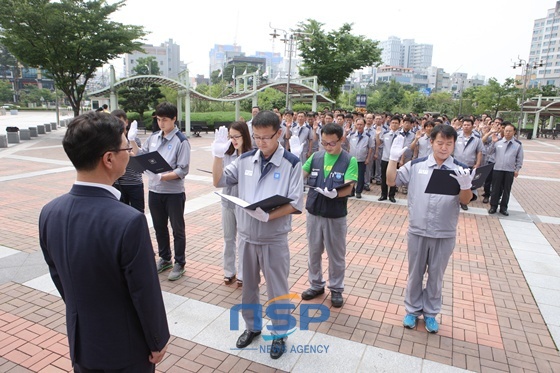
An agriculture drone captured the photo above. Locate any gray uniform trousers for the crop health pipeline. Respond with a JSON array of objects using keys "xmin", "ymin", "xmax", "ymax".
[
  {"xmin": 364, "ymin": 150, "xmax": 375, "ymax": 185},
  {"xmin": 404, "ymin": 233, "xmax": 455, "ymax": 317},
  {"xmin": 306, "ymin": 213, "xmax": 347, "ymax": 293},
  {"xmin": 222, "ymin": 206, "xmax": 243, "ymax": 281},
  {"xmin": 374, "ymin": 147, "xmax": 383, "ymax": 182},
  {"xmin": 240, "ymin": 238, "xmax": 290, "ymax": 335}
]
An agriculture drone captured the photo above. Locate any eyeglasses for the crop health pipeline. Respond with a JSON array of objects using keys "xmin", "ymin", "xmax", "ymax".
[
  {"xmin": 100, "ymin": 147, "xmax": 132, "ymax": 157},
  {"xmin": 320, "ymin": 140, "xmax": 340, "ymax": 147},
  {"xmin": 252, "ymin": 132, "xmax": 277, "ymax": 142},
  {"xmin": 110, "ymin": 147, "xmax": 133, "ymax": 153},
  {"xmin": 228, "ymin": 135, "xmax": 242, "ymax": 140}
]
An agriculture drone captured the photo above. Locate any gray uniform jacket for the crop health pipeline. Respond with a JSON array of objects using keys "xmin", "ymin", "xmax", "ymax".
[
  {"xmin": 381, "ymin": 130, "xmax": 399, "ymax": 161},
  {"xmin": 396, "ymin": 155, "xmax": 466, "ymax": 238},
  {"xmin": 218, "ymin": 144, "xmax": 304, "ymax": 244},
  {"xmin": 488, "ymin": 138, "xmax": 524, "ymax": 172},
  {"xmin": 221, "ymin": 153, "xmax": 239, "ymax": 209},
  {"xmin": 348, "ymin": 132, "xmax": 375, "ymax": 162},
  {"xmin": 138, "ymin": 127, "xmax": 190, "ymax": 193},
  {"xmin": 453, "ymin": 134, "xmax": 482, "ymax": 167}
]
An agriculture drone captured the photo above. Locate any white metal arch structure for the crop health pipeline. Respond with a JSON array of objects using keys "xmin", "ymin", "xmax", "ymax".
[{"xmin": 87, "ymin": 67, "xmax": 334, "ymax": 137}]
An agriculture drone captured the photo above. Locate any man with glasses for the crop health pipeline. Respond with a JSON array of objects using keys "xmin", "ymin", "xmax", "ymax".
[
  {"xmin": 301, "ymin": 123, "xmax": 357, "ymax": 308},
  {"xmin": 212, "ymin": 110, "xmax": 303, "ymax": 359},
  {"xmin": 136, "ymin": 102, "xmax": 191, "ymax": 281},
  {"xmin": 39, "ymin": 112, "xmax": 169, "ymax": 372}
]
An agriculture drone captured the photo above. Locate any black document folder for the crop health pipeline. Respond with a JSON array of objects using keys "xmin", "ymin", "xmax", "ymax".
[
  {"xmin": 425, "ymin": 164, "xmax": 494, "ymax": 195},
  {"xmin": 127, "ymin": 151, "xmax": 172, "ymax": 174},
  {"xmin": 215, "ymin": 192, "xmax": 293, "ymax": 213}
]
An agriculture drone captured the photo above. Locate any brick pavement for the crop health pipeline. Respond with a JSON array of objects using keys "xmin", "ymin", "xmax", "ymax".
[{"xmin": 1, "ymin": 123, "xmax": 560, "ymax": 372}]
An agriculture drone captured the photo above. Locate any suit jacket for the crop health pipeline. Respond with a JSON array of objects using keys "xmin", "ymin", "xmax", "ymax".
[{"xmin": 39, "ymin": 184, "xmax": 170, "ymax": 369}]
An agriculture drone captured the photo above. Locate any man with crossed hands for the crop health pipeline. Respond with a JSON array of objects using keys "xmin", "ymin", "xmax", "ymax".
[{"xmin": 386, "ymin": 125, "xmax": 474, "ymax": 334}]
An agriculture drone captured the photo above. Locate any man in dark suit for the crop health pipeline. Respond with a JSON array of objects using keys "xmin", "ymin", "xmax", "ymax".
[{"xmin": 39, "ymin": 112, "xmax": 170, "ymax": 372}]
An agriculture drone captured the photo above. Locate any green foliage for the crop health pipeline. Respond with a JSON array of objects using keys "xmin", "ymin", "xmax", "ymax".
[
  {"xmin": 159, "ymin": 85, "xmax": 178, "ymax": 105},
  {"xmin": 0, "ymin": 80, "xmax": 13, "ymax": 102},
  {"xmin": 188, "ymin": 111, "xmax": 251, "ymax": 125},
  {"xmin": 132, "ymin": 56, "xmax": 161, "ymax": 76},
  {"xmin": 298, "ymin": 19, "xmax": 381, "ymax": 101},
  {"xmin": 117, "ymin": 82, "xmax": 164, "ymax": 123},
  {"xmin": 0, "ymin": 0, "xmax": 146, "ymax": 116},
  {"xmin": 464, "ymin": 78, "xmax": 518, "ymax": 116},
  {"xmin": 18, "ymin": 84, "xmax": 55, "ymax": 106}
]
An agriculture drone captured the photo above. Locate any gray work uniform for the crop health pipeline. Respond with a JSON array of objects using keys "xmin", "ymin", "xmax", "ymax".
[
  {"xmin": 348, "ymin": 131, "xmax": 375, "ymax": 194},
  {"xmin": 416, "ymin": 135, "xmax": 432, "ymax": 159},
  {"xmin": 221, "ymin": 153, "xmax": 243, "ymax": 281},
  {"xmin": 304, "ymin": 151, "xmax": 356, "ymax": 293},
  {"xmin": 395, "ymin": 154, "xmax": 466, "ymax": 318},
  {"xmin": 217, "ymin": 144, "xmax": 303, "ymax": 334},
  {"xmin": 488, "ymin": 138, "xmax": 524, "ymax": 211},
  {"xmin": 399, "ymin": 130, "xmax": 415, "ymax": 163},
  {"xmin": 364, "ymin": 126, "xmax": 375, "ymax": 184},
  {"xmin": 453, "ymin": 133, "xmax": 482, "ymax": 168},
  {"xmin": 291, "ymin": 123, "xmax": 314, "ymax": 162},
  {"xmin": 373, "ymin": 125, "xmax": 384, "ymax": 182},
  {"xmin": 138, "ymin": 127, "xmax": 190, "ymax": 266}
]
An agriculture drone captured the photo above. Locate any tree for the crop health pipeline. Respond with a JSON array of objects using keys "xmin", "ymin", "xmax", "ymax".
[
  {"xmin": 132, "ymin": 56, "xmax": 161, "ymax": 76},
  {"xmin": 0, "ymin": 80, "xmax": 13, "ymax": 102},
  {"xmin": 19, "ymin": 84, "xmax": 55, "ymax": 107},
  {"xmin": 465, "ymin": 78, "xmax": 518, "ymax": 116},
  {"xmin": 118, "ymin": 83, "xmax": 164, "ymax": 124},
  {"xmin": 297, "ymin": 19, "xmax": 382, "ymax": 100},
  {"xmin": 0, "ymin": 0, "xmax": 145, "ymax": 116}
]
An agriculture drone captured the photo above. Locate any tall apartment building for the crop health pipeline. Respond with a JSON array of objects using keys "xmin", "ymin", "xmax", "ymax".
[
  {"xmin": 123, "ymin": 39, "xmax": 182, "ymax": 79},
  {"xmin": 529, "ymin": 1, "xmax": 560, "ymax": 86},
  {"xmin": 380, "ymin": 36, "xmax": 433, "ymax": 69}
]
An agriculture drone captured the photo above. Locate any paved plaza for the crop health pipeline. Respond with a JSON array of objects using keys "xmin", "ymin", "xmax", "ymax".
[{"xmin": 1, "ymin": 112, "xmax": 560, "ymax": 372}]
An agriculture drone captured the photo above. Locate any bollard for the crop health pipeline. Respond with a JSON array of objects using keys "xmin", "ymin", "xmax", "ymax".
[
  {"xmin": 44, "ymin": 123, "xmax": 51, "ymax": 132},
  {"xmin": 29, "ymin": 127, "xmax": 38, "ymax": 137},
  {"xmin": 37, "ymin": 124, "xmax": 46, "ymax": 134},
  {"xmin": 19, "ymin": 129, "xmax": 31, "ymax": 140},
  {"xmin": 0, "ymin": 135, "xmax": 7, "ymax": 148},
  {"xmin": 50, "ymin": 122, "xmax": 57, "ymax": 130},
  {"xmin": 7, "ymin": 132, "xmax": 20, "ymax": 144}
]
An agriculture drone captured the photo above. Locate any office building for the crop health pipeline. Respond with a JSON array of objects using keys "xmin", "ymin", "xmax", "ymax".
[
  {"xmin": 380, "ymin": 36, "xmax": 433, "ymax": 69},
  {"xmin": 123, "ymin": 39, "xmax": 182, "ymax": 79},
  {"xmin": 209, "ymin": 44, "xmax": 244, "ymax": 77},
  {"xmin": 529, "ymin": 1, "xmax": 560, "ymax": 86}
]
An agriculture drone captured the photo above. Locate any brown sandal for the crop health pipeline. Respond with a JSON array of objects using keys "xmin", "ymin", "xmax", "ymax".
[{"xmin": 224, "ymin": 275, "xmax": 236, "ymax": 285}]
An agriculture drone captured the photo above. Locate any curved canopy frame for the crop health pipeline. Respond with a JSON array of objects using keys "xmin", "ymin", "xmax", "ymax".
[{"xmin": 87, "ymin": 68, "xmax": 334, "ymax": 136}]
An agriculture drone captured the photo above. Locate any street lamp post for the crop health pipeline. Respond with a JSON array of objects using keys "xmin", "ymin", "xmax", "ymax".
[
  {"xmin": 512, "ymin": 57, "xmax": 543, "ymax": 129},
  {"xmin": 270, "ymin": 24, "xmax": 311, "ymax": 110}
]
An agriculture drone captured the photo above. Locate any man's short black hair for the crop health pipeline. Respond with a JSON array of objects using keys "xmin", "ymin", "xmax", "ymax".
[
  {"xmin": 252, "ymin": 110, "xmax": 280, "ymax": 131},
  {"xmin": 430, "ymin": 124, "xmax": 457, "ymax": 142},
  {"xmin": 391, "ymin": 115, "xmax": 402, "ymax": 122},
  {"xmin": 321, "ymin": 123, "xmax": 343, "ymax": 139},
  {"xmin": 63, "ymin": 112, "xmax": 124, "ymax": 171},
  {"xmin": 111, "ymin": 109, "xmax": 127, "ymax": 121},
  {"xmin": 155, "ymin": 102, "xmax": 177, "ymax": 120}
]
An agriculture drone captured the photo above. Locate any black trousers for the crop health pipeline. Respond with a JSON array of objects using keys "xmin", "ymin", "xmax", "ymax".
[
  {"xmin": 114, "ymin": 183, "xmax": 145, "ymax": 213},
  {"xmin": 356, "ymin": 162, "xmax": 366, "ymax": 193},
  {"xmin": 490, "ymin": 170, "xmax": 515, "ymax": 210},
  {"xmin": 149, "ymin": 191, "xmax": 186, "ymax": 266},
  {"xmin": 380, "ymin": 160, "xmax": 397, "ymax": 198},
  {"xmin": 74, "ymin": 360, "xmax": 154, "ymax": 373},
  {"xmin": 483, "ymin": 164, "xmax": 494, "ymax": 197}
]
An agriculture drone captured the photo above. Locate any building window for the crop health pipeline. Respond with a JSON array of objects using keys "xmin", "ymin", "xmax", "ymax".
[{"xmin": 547, "ymin": 79, "xmax": 555, "ymax": 85}]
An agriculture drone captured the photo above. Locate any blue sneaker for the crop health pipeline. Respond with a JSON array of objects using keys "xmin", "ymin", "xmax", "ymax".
[
  {"xmin": 424, "ymin": 316, "xmax": 439, "ymax": 333},
  {"xmin": 403, "ymin": 314, "xmax": 417, "ymax": 329}
]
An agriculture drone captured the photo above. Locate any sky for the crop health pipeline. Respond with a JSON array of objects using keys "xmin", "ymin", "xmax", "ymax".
[{"xmin": 109, "ymin": 0, "xmax": 554, "ymax": 83}]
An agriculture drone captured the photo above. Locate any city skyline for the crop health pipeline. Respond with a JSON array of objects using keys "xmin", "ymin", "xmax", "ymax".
[{"xmin": 109, "ymin": 0, "xmax": 552, "ymax": 84}]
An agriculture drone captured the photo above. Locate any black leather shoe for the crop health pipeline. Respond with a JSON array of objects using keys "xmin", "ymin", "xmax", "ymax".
[
  {"xmin": 483, "ymin": 197, "xmax": 489, "ymax": 204},
  {"xmin": 389, "ymin": 197, "xmax": 396, "ymax": 203},
  {"xmin": 301, "ymin": 287, "xmax": 325, "ymax": 300},
  {"xmin": 376, "ymin": 180, "xmax": 381, "ymax": 185},
  {"xmin": 460, "ymin": 203, "xmax": 468, "ymax": 211},
  {"xmin": 356, "ymin": 193, "xmax": 362, "ymax": 199},
  {"xmin": 500, "ymin": 209, "xmax": 509, "ymax": 216},
  {"xmin": 488, "ymin": 207, "xmax": 497, "ymax": 214},
  {"xmin": 378, "ymin": 196, "xmax": 387, "ymax": 201},
  {"xmin": 270, "ymin": 338, "xmax": 286, "ymax": 359},
  {"xmin": 470, "ymin": 194, "xmax": 477, "ymax": 202},
  {"xmin": 363, "ymin": 185, "xmax": 371, "ymax": 191},
  {"xmin": 236, "ymin": 330, "xmax": 261, "ymax": 348},
  {"xmin": 331, "ymin": 291, "xmax": 343, "ymax": 308}
]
